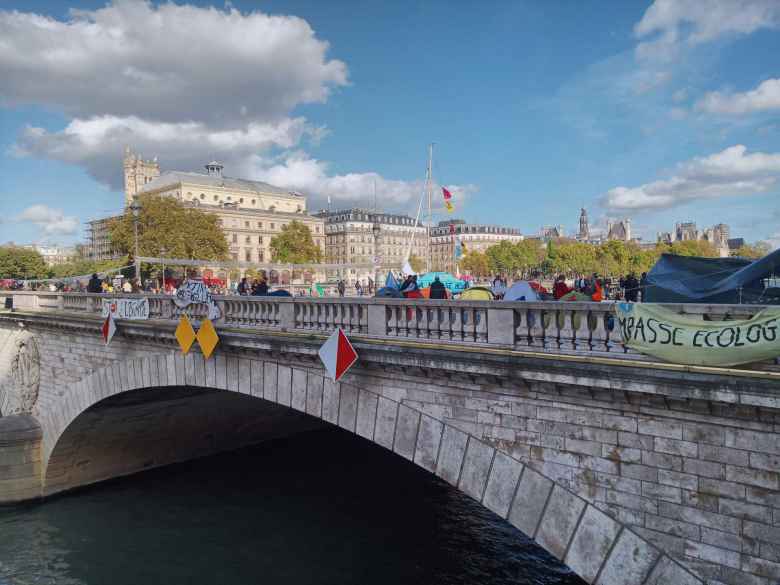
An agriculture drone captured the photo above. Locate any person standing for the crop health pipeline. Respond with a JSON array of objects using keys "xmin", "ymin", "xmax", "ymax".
[
  {"xmin": 429, "ymin": 276, "xmax": 447, "ymax": 299},
  {"xmin": 87, "ymin": 273, "xmax": 102, "ymax": 293},
  {"xmin": 624, "ymin": 273, "xmax": 640, "ymax": 302},
  {"xmin": 640, "ymin": 272, "xmax": 649, "ymax": 302},
  {"xmin": 337, "ymin": 280, "xmax": 346, "ymax": 297}
]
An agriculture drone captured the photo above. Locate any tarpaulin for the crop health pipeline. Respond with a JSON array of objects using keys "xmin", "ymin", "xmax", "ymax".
[
  {"xmin": 645, "ymin": 250, "xmax": 780, "ymax": 304},
  {"xmin": 615, "ymin": 303, "xmax": 780, "ymax": 366}
]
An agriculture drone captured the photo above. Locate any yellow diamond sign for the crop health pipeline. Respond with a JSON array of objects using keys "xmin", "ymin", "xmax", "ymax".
[
  {"xmin": 175, "ymin": 315, "xmax": 197, "ymax": 354},
  {"xmin": 196, "ymin": 318, "xmax": 220, "ymax": 360}
]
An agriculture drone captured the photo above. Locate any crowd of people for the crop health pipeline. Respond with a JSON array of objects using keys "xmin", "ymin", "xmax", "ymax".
[{"xmin": 550, "ymin": 272, "xmax": 650, "ymax": 302}]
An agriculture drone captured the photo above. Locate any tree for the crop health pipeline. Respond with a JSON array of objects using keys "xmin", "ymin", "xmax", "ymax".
[
  {"xmin": 460, "ymin": 251, "xmax": 490, "ymax": 277},
  {"xmin": 734, "ymin": 241, "xmax": 771, "ymax": 259},
  {"xmin": 0, "ymin": 246, "xmax": 49, "ymax": 279},
  {"xmin": 408, "ymin": 254, "xmax": 426, "ymax": 274},
  {"xmin": 659, "ymin": 239, "xmax": 718, "ymax": 258},
  {"xmin": 270, "ymin": 220, "xmax": 322, "ymax": 264},
  {"xmin": 110, "ymin": 195, "xmax": 229, "ymax": 268}
]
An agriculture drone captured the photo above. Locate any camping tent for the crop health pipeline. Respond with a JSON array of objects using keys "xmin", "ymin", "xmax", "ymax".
[
  {"xmin": 502, "ymin": 281, "xmax": 540, "ymax": 302},
  {"xmin": 417, "ymin": 272, "xmax": 466, "ymax": 293},
  {"xmin": 459, "ymin": 286, "xmax": 494, "ymax": 301},
  {"xmin": 645, "ymin": 250, "xmax": 780, "ymax": 304}
]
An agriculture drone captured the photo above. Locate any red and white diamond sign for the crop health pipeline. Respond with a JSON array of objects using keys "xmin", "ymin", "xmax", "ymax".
[
  {"xmin": 318, "ymin": 328, "xmax": 358, "ymax": 382},
  {"xmin": 101, "ymin": 311, "xmax": 116, "ymax": 346}
]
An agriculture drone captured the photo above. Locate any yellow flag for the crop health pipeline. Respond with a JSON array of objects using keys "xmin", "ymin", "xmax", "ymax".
[{"xmin": 445, "ymin": 200, "xmax": 455, "ymax": 213}]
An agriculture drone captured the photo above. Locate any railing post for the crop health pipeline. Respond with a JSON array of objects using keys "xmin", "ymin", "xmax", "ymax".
[
  {"xmin": 367, "ymin": 303, "xmax": 386, "ymax": 337},
  {"xmin": 279, "ymin": 300, "xmax": 295, "ymax": 332},
  {"xmin": 487, "ymin": 306, "xmax": 515, "ymax": 346}
]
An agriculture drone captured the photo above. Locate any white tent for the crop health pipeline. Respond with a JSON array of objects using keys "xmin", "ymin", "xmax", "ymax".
[{"xmin": 502, "ymin": 281, "xmax": 539, "ymax": 302}]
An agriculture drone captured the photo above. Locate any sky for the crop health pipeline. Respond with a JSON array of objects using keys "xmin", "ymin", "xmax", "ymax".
[{"xmin": 1, "ymin": 0, "xmax": 779, "ymax": 249}]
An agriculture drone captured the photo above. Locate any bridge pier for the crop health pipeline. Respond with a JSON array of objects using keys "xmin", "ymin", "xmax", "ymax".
[{"xmin": 0, "ymin": 414, "xmax": 42, "ymax": 504}]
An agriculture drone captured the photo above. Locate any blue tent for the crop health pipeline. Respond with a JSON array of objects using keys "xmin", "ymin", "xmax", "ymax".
[{"xmin": 417, "ymin": 272, "xmax": 466, "ymax": 293}]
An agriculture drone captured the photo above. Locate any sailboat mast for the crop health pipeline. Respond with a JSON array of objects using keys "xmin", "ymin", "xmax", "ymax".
[{"xmin": 426, "ymin": 143, "xmax": 434, "ymax": 273}]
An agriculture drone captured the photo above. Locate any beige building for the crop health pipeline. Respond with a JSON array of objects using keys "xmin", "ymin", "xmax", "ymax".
[
  {"xmin": 23, "ymin": 244, "xmax": 76, "ymax": 266},
  {"xmin": 118, "ymin": 148, "xmax": 325, "ymax": 277},
  {"xmin": 657, "ymin": 221, "xmax": 730, "ymax": 257},
  {"xmin": 315, "ymin": 209, "xmax": 429, "ymax": 283},
  {"xmin": 430, "ymin": 220, "xmax": 523, "ymax": 272}
]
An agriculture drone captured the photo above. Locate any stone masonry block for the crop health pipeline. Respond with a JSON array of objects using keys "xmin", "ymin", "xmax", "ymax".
[
  {"xmin": 214, "ymin": 354, "xmax": 226, "ymax": 389},
  {"xmin": 393, "ymin": 404, "xmax": 421, "ymax": 461},
  {"xmin": 537, "ymin": 485, "xmax": 587, "ymax": 560},
  {"xmin": 565, "ymin": 504, "xmax": 621, "ymax": 584},
  {"xmin": 249, "ymin": 360, "xmax": 263, "ymax": 398},
  {"xmin": 238, "ymin": 358, "xmax": 251, "ymax": 395},
  {"xmin": 682, "ymin": 458, "xmax": 724, "ymax": 479},
  {"xmin": 436, "ymin": 425, "xmax": 469, "ymax": 486},
  {"xmin": 644, "ymin": 555, "xmax": 702, "ymax": 585},
  {"xmin": 373, "ymin": 396, "xmax": 398, "ymax": 450},
  {"xmin": 698, "ymin": 444, "xmax": 748, "ymax": 466},
  {"xmin": 595, "ymin": 529, "xmax": 660, "ymax": 585},
  {"xmin": 226, "ymin": 356, "xmax": 239, "ymax": 393},
  {"xmin": 638, "ymin": 417, "xmax": 682, "ymax": 440},
  {"xmin": 305, "ymin": 374, "xmax": 323, "ymax": 417},
  {"xmin": 355, "ymin": 390, "xmax": 378, "ymax": 440},
  {"xmin": 482, "ymin": 452, "xmax": 523, "ymax": 519},
  {"xmin": 263, "ymin": 362, "xmax": 278, "ymax": 403},
  {"xmin": 413, "ymin": 414, "xmax": 444, "ymax": 474},
  {"xmin": 337, "ymin": 384, "xmax": 359, "ymax": 433},
  {"xmin": 321, "ymin": 379, "xmax": 340, "ymax": 425},
  {"xmin": 277, "ymin": 365, "xmax": 292, "ymax": 407},
  {"xmin": 204, "ymin": 354, "xmax": 215, "ymax": 388},
  {"xmin": 684, "ymin": 540, "xmax": 740, "ymax": 569},
  {"xmin": 726, "ymin": 465, "xmax": 779, "ymax": 490},
  {"xmin": 458, "ymin": 438, "xmax": 495, "ymax": 501},
  {"xmin": 508, "ymin": 467, "xmax": 553, "ymax": 538},
  {"xmin": 291, "ymin": 369, "xmax": 307, "ymax": 412},
  {"xmin": 654, "ymin": 437, "xmax": 698, "ymax": 458}
]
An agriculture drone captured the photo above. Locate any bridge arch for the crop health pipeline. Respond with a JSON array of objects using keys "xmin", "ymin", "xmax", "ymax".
[{"xmin": 38, "ymin": 351, "xmax": 701, "ymax": 585}]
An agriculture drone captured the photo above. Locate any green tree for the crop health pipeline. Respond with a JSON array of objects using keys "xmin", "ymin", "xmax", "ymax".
[
  {"xmin": 110, "ymin": 195, "xmax": 229, "ymax": 267},
  {"xmin": 0, "ymin": 246, "xmax": 49, "ymax": 279},
  {"xmin": 486, "ymin": 240, "xmax": 519, "ymax": 275},
  {"xmin": 514, "ymin": 239, "xmax": 546, "ymax": 277},
  {"xmin": 460, "ymin": 251, "xmax": 490, "ymax": 277},
  {"xmin": 270, "ymin": 220, "xmax": 322, "ymax": 264},
  {"xmin": 408, "ymin": 254, "xmax": 426, "ymax": 274},
  {"xmin": 51, "ymin": 256, "xmax": 129, "ymax": 279},
  {"xmin": 659, "ymin": 240, "xmax": 718, "ymax": 258},
  {"xmin": 734, "ymin": 241, "xmax": 771, "ymax": 259}
]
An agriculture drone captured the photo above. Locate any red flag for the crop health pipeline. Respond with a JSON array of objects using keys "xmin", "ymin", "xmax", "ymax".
[
  {"xmin": 102, "ymin": 312, "xmax": 116, "ymax": 345},
  {"xmin": 442, "ymin": 187, "xmax": 452, "ymax": 200}
]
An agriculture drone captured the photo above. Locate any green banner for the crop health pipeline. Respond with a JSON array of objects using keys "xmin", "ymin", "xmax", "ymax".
[{"xmin": 615, "ymin": 303, "xmax": 780, "ymax": 367}]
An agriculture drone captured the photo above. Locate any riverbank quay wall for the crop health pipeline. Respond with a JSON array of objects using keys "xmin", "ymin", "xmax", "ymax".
[{"xmin": 2, "ymin": 294, "xmax": 780, "ymax": 584}]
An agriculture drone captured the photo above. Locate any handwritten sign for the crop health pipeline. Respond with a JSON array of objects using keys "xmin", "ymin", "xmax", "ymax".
[
  {"xmin": 615, "ymin": 303, "xmax": 780, "ymax": 367},
  {"xmin": 101, "ymin": 298, "xmax": 149, "ymax": 320},
  {"xmin": 173, "ymin": 279, "xmax": 221, "ymax": 320}
]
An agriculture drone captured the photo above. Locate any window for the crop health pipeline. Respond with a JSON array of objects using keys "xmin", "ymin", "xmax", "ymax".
[
  {"xmin": 214, "ymin": 195, "xmax": 218, "ymax": 201},
  {"xmin": 232, "ymin": 233, "xmax": 237, "ymax": 243},
  {"xmin": 251, "ymin": 199, "xmax": 256, "ymax": 205},
  {"xmin": 245, "ymin": 236, "xmax": 251, "ymax": 244},
  {"xmin": 200, "ymin": 193, "xmax": 205, "ymax": 200},
  {"xmin": 244, "ymin": 221, "xmax": 249, "ymax": 228},
  {"xmin": 227, "ymin": 196, "xmax": 232, "ymax": 201},
  {"xmin": 231, "ymin": 253, "xmax": 238, "ymax": 261},
  {"xmin": 259, "ymin": 251, "xmax": 264, "ymax": 262},
  {"xmin": 259, "ymin": 236, "xmax": 263, "ymax": 244},
  {"xmin": 240, "ymin": 198, "xmax": 244, "ymax": 203},
  {"xmin": 271, "ymin": 223, "xmax": 275, "ymax": 230},
  {"xmin": 258, "ymin": 222, "xmax": 263, "ymax": 228},
  {"xmin": 245, "ymin": 251, "xmax": 252, "ymax": 262},
  {"xmin": 187, "ymin": 192, "xmax": 192, "ymax": 198}
]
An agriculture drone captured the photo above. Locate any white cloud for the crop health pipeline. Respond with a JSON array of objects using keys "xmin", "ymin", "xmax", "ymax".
[
  {"xmin": 242, "ymin": 151, "xmax": 477, "ymax": 212},
  {"xmin": 634, "ymin": 0, "xmax": 780, "ymax": 61},
  {"xmin": 0, "ymin": 0, "xmax": 347, "ymax": 126},
  {"xmin": 13, "ymin": 115, "xmax": 312, "ymax": 189},
  {"xmin": 14, "ymin": 205, "xmax": 80, "ymax": 236},
  {"xmin": 696, "ymin": 78, "xmax": 780, "ymax": 115},
  {"xmin": 601, "ymin": 145, "xmax": 780, "ymax": 211}
]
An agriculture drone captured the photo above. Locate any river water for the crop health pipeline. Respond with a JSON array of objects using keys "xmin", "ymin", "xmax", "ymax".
[{"xmin": 0, "ymin": 428, "xmax": 584, "ymax": 585}]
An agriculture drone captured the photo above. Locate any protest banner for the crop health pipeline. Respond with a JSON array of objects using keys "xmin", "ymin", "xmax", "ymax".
[
  {"xmin": 101, "ymin": 298, "xmax": 150, "ymax": 320},
  {"xmin": 615, "ymin": 303, "xmax": 780, "ymax": 367},
  {"xmin": 173, "ymin": 279, "xmax": 221, "ymax": 320}
]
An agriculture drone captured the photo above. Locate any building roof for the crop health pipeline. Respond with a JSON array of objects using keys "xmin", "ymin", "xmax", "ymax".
[{"xmin": 138, "ymin": 171, "xmax": 300, "ymax": 198}]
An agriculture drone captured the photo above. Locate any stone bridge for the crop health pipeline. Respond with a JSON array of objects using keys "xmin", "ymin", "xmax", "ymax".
[{"xmin": 2, "ymin": 292, "xmax": 780, "ymax": 585}]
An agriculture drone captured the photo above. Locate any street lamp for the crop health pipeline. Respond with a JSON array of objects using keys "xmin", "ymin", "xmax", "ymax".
[
  {"xmin": 130, "ymin": 195, "xmax": 142, "ymax": 285},
  {"xmin": 372, "ymin": 220, "xmax": 381, "ymax": 295},
  {"xmin": 159, "ymin": 246, "xmax": 167, "ymax": 293}
]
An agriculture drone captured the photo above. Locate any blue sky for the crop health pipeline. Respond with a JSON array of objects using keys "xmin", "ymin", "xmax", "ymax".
[{"xmin": 1, "ymin": 0, "xmax": 779, "ymax": 248}]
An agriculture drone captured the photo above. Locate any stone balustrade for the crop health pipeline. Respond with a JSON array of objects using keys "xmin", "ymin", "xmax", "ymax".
[{"xmin": 1, "ymin": 291, "xmax": 777, "ymax": 368}]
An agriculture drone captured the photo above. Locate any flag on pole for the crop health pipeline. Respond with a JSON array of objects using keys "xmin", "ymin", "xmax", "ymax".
[
  {"xmin": 101, "ymin": 311, "xmax": 117, "ymax": 345},
  {"xmin": 318, "ymin": 328, "xmax": 358, "ymax": 382},
  {"xmin": 442, "ymin": 187, "xmax": 455, "ymax": 213}
]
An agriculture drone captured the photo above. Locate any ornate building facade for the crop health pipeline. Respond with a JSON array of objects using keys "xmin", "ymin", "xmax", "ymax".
[
  {"xmin": 657, "ymin": 221, "xmax": 730, "ymax": 257},
  {"xmin": 431, "ymin": 220, "xmax": 523, "ymax": 272},
  {"xmin": 89, "ymin": 149, "xmax": 326, "ymax": 282},
  {"xmin": 315, "ymin": 209, "xmax": 429, "ymax": 283}
]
